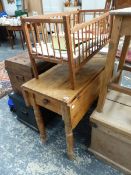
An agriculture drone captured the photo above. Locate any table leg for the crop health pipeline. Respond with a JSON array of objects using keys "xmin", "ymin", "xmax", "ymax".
[
  {"xmin": 61, "ymin": 104, "xmax": 74, "ymax": 159},
  {"xmin": 32, "ymin": 97, "xmax": 46, "ymax": 143},
  {"xmin": 19, "ymin": 31, "xmax": 24, "ymax": 50},
  {"xmin": 116, "ymin": 35, "xmax": 131, "ymax": 82},
  {"xmin": 97, "ymin": 16, "xmax": 123, "ymax": 112},
  {"xmin": 7, "ymin": 30, "xmax": 14, "ymax": 49}
]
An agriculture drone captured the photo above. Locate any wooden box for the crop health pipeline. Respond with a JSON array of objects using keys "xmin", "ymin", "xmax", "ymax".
[
  {"xmin": 115, "ymin": 0, "xmax": 131, "ymax": 9},
  {"xmin": 5, "ymin": 52, "xmax": 55, "ymax": 94},
  {"xmin": 89, "ymin": 91, "xmax": 131, "ymax": 174}
]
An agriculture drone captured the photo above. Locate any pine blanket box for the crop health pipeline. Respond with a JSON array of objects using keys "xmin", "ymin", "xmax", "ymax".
[
  {"xmin": 5, "ymin": 52, "xmax": 55, "ymax": 94},
  {"xmin": 22, "ymin": 54, "xmax": 106, "ymax": 159},
  {"xmin": 90, "ymin": 90, "xmax": 131, "ymax": 174}
]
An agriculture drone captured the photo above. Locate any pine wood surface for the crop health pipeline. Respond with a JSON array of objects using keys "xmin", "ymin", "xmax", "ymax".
[
  {"xmin": 97, "ymin": 8, "xmax": 131, "ymax": 112},
  {"xmin": 22, "ymin": 54, "xmax": 105, "ymax": 104},
  {"xmin": 106, "ymin": 90, "xmax": 131, "ymax": 107},
  {"xmin": 90, "ymin": 90, "xmax": 131, "ymax": 174},
  {"xmin": 22, "ymin": 53, "xmax": 106, "ymax": 158},
  {"xmin": 91, "ymin": 91, "xmax": 131, "ymax": 139},
  {"xmin": 22, "ymin": 10, "xmax": 110, "ymax": 89}
]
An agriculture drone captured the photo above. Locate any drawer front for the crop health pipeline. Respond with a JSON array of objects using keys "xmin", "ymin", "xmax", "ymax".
[
  {"xmin": 34, "ymin": 93, "xmax": 62, "ymax": 115},
  {"xmin": 8, "ymin": 72, "xmax": 32, "ymax": 93}
]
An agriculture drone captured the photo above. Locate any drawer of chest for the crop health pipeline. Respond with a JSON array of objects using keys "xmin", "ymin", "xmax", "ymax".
[{"xmin": 34, "ymin": 93, "xmax": 61, "ymax": 115}]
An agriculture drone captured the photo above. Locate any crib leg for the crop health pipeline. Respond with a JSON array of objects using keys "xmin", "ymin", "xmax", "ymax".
[
  {"xmin": 116, "ymin": 36, "xmax": 131, "ymax": 83},
  {"xmin": 61, "ymin": 104, "xmax": 74, "ymax": 159},
  {"xmin": 63, "ymin": 15, "xmax": 76, "ymax": 90},
  {"xmin": 69, "ymin": 68, "xmax": 76, "ymax": 90},
  {"xmin": 30, "ymin": 56, "xmax": 39, "ymax": 79}
]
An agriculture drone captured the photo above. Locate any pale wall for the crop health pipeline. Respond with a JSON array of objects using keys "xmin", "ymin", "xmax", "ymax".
[
  {"xmin": 42, "ymin": 0, "xmax": 106, "ymax": 13},
  {"xmin": 42, "ymin": 0, "xmax": 64, "ymax": 13},
  {"xmin": 2, "ymin": 0, "xmax": 106, "ymax": 16},
  {"xmin": 2, "ymin": 0, "xmax": 17, "ymax": 16},
  {"xmin": 82, "ymin": 0, "xmax": 106, "ymax": 9}
]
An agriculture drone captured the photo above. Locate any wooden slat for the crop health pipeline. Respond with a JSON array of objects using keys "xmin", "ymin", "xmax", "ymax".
[
  {"xmin": 123, "ymin": 64, "xmax": 131, "ymax": 72},
  {"xmin": 22, "ymin": 22, "xmax": 39, "ymax": 79},
  {"xmin": 22, "ymin": 18, "xmax": 63, "ymax": 23},
  {"xmin": 118, "ymin": 35, "xmax": 131, "ymax": 71},
  {"xmin": 40, "ymin": 23, "xmax": 50, "ymax": 58},
  {"xmin": 108, "ymin": 83, "xmax": 131, "ymax": 96}
]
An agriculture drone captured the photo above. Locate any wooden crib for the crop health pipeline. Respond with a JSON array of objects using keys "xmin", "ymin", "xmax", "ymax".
[{"xmin": 22, "ymin": 10, "xmax": 110, "ymax": 89}]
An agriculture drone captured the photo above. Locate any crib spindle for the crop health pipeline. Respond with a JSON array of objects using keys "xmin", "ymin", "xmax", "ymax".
[
  {"xmin": 35, "ymin": 24, "xmax": 44, "ymax": 56},
  {"xmin": 30, "ymin": 23, "xmax": 38, "ymax": 55},
  {"xmin": 89, "ymin": 25, "xmax": 91, "ymax": 55},
  {"xmin": 92, "ymin": 23, "xmax": 94, "ymax": 53},
  {"xmin": 56, "ymin": 23, "xmax": 62, "ymax": 59},
  {"xmin": 82, "ymin": 28, "xmax": 84, "ymax": 61},
  {"xmin": 94, "ymin": 22, "xmax": 97, "ymax": 50},
  {"xmin": 78, "ymin": 30, "xmax": 81, "ymax": 66},
  {"xmin": 49, "ymin": 23, "xmax": 56, "ymax": 60},
  {"xmin": 41, "ymin": 23, "xmax": 50, "ymax": 58},
  {"xmin": 85, "ymin": 26, "xmax": 88, "ymax": 59}
]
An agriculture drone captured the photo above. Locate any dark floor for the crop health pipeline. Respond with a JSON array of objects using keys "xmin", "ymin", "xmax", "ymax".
[
  {"xmin": 0, "ymin": 96, "xmax": 124, "ymax": 175},
  {"xmin": 0, "ymin": 37, "xmax": 26, "ymax": 61},
  {"xmin": 0, "ymin": 38, "xmax": 129, "ymax": 175}
]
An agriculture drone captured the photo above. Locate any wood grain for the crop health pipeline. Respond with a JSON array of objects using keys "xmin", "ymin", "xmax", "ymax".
[
  {"xmin": 90, "ymin": 91, "xmax": 131, "ymax": 173},
  {"xmin": 22, "ymin": 54, "xmax": 106, "ymax": 158}
]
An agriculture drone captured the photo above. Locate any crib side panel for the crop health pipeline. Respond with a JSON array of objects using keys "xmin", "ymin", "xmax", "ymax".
[{"xmin": 71, "ymin": 12, "xmax": 110, "ymax": 71}]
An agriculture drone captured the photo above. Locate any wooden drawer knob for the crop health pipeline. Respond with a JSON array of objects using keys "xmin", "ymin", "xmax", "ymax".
[{"xmin": 43, "ymin": 99, "xmax": 50, "ymax": 105}]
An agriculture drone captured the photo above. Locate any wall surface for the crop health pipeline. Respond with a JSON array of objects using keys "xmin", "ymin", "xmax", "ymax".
[
  {"xmin": 42, "ymin": 0, "xmax": 106, "ymax": 13},
  {"xmin": 42, "ymin": 0, "xmax": 64, "ymax": 13},
  {"xmin": 2, "ymin": 0, "xmax": 106, "ymax": 16},
  {"xmin": 82, "ymin": 0, "xmax": 106, "ymax": 9},
  {"xmin": 2, "ymin": 0, "xmax": 17, "ymax": 16},
  {"xmin": 24, "ymin": 0, "xmax": 43, "ymax": 15}
]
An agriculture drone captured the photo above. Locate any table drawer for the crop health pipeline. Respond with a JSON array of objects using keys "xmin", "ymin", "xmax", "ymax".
[{"xmin": 34, "ymin": 93, "xmax": 62, "ymax": 115}]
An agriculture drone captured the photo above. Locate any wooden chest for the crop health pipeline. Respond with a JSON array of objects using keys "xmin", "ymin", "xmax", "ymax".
[
  {"xmin": 115, "ymin": 0, "xmax": 131, "ymax": 9},
  {"xmin": 5, "ymin": 52, "xmax": 55, "ymax": 94},
  {"xmin": 89, "ymin": 91, "xmax": 131, "ymax": 174}
]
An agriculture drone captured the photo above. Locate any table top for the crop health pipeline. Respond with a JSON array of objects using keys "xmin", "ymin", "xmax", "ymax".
[
  {"xmin": 110, "ymin": 7, "xmax": 131, "ymax": 16},
  {"xmin": 0, "ymin": 24, "xmax": 22, "ymax": 28},
  {"xmin": 5, "ymin": 25, "xmax": 23, "ymax": 31},
  {"xmin": 22, "ymin": 54, "xmax": 106, "ymax": 104}
]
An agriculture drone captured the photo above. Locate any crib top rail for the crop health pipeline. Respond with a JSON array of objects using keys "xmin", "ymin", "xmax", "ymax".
[
  {"xmin": 22, "ymin": 9, "xmax": 109, "ymax": 23},
  {"xmin": 22, "ymin": 10, "xmax": 79, "ymax": 30},
  {"xmin": 22, "ymin": 10, "xmax": 79, "ymax": 21},
  {"xmin": 79, "ymin": 9, "xmax": 109, "ymax": 23},
  {"xmin": 22, "ymin": 17, "xmax": 64, "ymax": 24},
  {"xmin": 72, "ymin": 12, "xmax": 110, "ymax": 33},
  {"xmin": 79, "ymin": 9, "xmax": 108, "ymax": 13}
]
